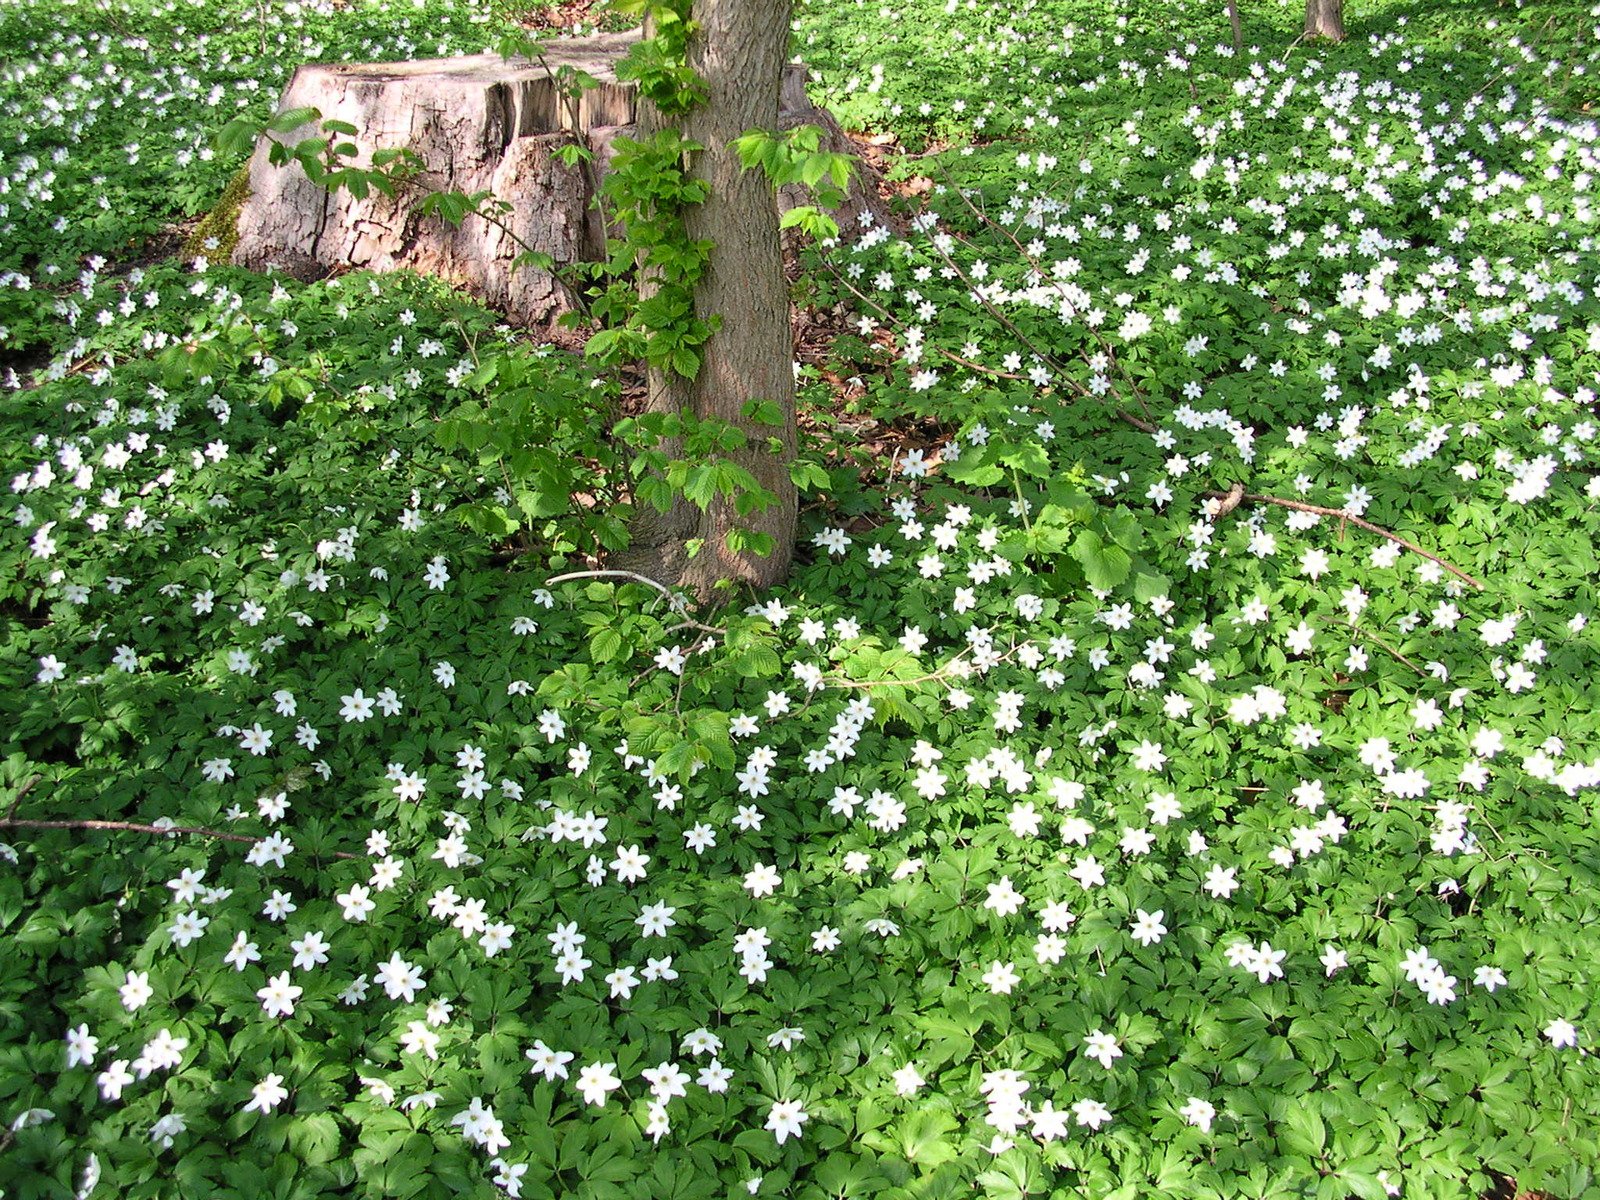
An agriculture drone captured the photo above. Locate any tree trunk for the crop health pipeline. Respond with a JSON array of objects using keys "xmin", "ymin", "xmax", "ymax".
[
  {"xmin": 1226, "ymin": 0, "xmax": 1243, "ymax": 52},
  {"xmin": 615, "ymin": 0, "xmax": 799, "ymax": 598},
  {"xmin": 1304, "ymin": 0, "xmax": 1345, "ymax": 42}
]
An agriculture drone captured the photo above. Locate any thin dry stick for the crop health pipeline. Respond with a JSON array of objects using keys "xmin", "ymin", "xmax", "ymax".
[
  {"xmin": 918, "ymin": 225, "xmax": 1076, "ymax": 379},
  {"xmin": 814, "ymin": 255, "xmax": 1027, "ymax": 380},
  {"xmin": 1206, "ymin": 491, "xmax": 1485, "ymax": 590},
  {"xmin": 545, "ymin": 569, "xmax": 726, "ymax": 636},
  {"xmin": 1327, "ymin": 619, "xmax": 1422, "ymax": 674},
  {"xmin": 928, "ymin": 161, "xmax": 1155, "ymax": 421},
  {"xmin": 4, "ymin": 774, "xmax": 40, "ymax": 822},
  {"xmin": 818, "ymin": 243, "xmax": 1153, "ymax": 434},
  {"xmin": 0, "ymin": 818, "xmax": 362, "ymax": 859},
  {"xmin": 1212, "ymin": 480, "xmax": 1247, "ymax": 518},
  {"xmin": 820, "ymin": 643, "xmax": 1023, "ymax": 691}
]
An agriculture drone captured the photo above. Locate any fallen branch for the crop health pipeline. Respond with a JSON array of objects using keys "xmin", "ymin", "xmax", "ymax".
[
  {"xmin": 0, "ymin": 817, "xmax": 362, "ymax": 859},
  {"xmin": 1211, "ymin": 480, "xmax": 1246, "ymax": 518},
  {"xmin": 812, "ymin": 255, "xmax": 1027, "ymax": 381},
  {"xmin": 1205, "ymin": 490, "xmax": 1484, "ymax": 590}
]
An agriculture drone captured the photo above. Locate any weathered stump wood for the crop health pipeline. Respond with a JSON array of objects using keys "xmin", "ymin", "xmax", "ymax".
[{"xmin": 232, "ymin": 30, "xmax": 894, "ymax": 325}]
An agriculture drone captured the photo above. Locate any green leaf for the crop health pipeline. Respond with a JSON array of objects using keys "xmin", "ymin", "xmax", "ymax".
[
  {"xmin": 944, "ymin": 449, "xmax": 1004, "ymax": 488},
  {"xmin": 287, "ymin": 1113, "xmax": 343, "ymax": 1166},
  {"xmin": 217, "ymin": 117, "xmax": 265, "ymax": 158},
  {"xmin": 590, "ymin": 627, "xmax": 624, "ymax": 664},
  {"xmin": 897, "ymin": 1108, "xmax": 961, "ymax": 1168},
  {"xmin": 998, "ymin": 441, "xmax": 1050, "ymax": 477},
  {"xmin": 1132, "ymin": 569, "xmax": 1170, "ymax": 603},
  {"xmin": 266, "ymin": 105, "xmax": 321, "ymax": 133},
  {"xmin": 1072, "ymin": 527, "xmax": 1132, "ymax": 591},
  {"xmin": 516, "ymin": 489, "xmax": 568, "ymax": 520}
]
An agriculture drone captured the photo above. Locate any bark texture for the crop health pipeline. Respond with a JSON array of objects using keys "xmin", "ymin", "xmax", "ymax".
[
  {"xmin": 232, "ymin": 29, "xmax": 892, "ymax": 327},
  {"xmin": 1304, "ymin": 0, "xmax": 1346, "ymax": 42},
  {"xmin": 613, "ymin": 0, "xmax": 800, "ymax": 597}
]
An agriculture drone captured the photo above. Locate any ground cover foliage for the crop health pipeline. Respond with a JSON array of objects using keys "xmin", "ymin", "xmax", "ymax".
[{"xmin": 2, "ymin": 0, "xmax": 1600, "ymax": 1197}]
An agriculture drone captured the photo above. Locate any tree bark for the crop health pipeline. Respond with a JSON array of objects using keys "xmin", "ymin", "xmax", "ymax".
[
  {"xmin": 1304, "ymin": 0, "xmax": 1345, "ymax": 42},
  {"xmin": 616, "ymin": 0, "xmax": 799, "ymax": 598},
  {"xmin": 1226, "ymin": 0, "xmax": 1243, "ymax": 52}
]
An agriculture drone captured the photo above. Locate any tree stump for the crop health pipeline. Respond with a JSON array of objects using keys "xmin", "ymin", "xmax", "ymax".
[{"xmin": 231, "ymin": 30, "xmax": 895, "ymax": 325}]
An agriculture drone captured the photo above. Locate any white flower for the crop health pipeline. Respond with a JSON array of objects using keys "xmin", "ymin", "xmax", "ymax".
[
  {"xmin": 982, "ymin": 961, "xmax": 1020, "ymax": 994},
  {"xmin": 811, "ymin": 926, "xmax": 841, "ymax": 952},
  {"xmin": 64, "ymin": 1024, "xmax": 98, "ymax": 1070},
  {"xmin": 682, "ymin": 1028, "xmax": 723, "ymax": 1058},
  {"xmin": 243, "ymin": 1073, "xmax": 290, "ymax": 1114},
  {"xmin": 766, "ymin": 1027, "xmax": 805, "ymax": 1051},
  {"xmin": 148, "ymin": 1112, "xmax": 187, "ymax": 1150},
  {"xmin": 690, "ymin": 1058, "xmax": 729, "ymax": 1093},
  {"xmin": 375, "ymin": 953, "xmax": 425, "ymax": 1003},
  {"xmin": 336, "ymin": 884, "xmax": 376, "ymax": 922},
  {"xmin": 1128, "ymin": 909, "xmax": 1167, "ymax": 946},
  {"xmin": 892, "ymin": 1063, "xmax": 925, "ymax": 1096},
  {"xmin": 119, "ymin": 970, "xmax": 153, "ymax": 1011},
  {"xmin": 340, "ymin": 689, "xmax": 375, "ymax": 722},
  {"xmin": 743, "ymin": 863, "xmax": 782, "ymax": 897},
  {"xmin": 642, "ymin": 1061, "xmax": 692, "ymax": 1101},
  {"xmin": 256, "ymin": 972, "xmax": 303, "ymax": 1018},
  {"xmin": 1130, "ymin": 740, "xmax": 1166, "ymax": 772},
  {"xmin": 400, "ymin": 1021, "xmax": 442, "ymax": 1060},
  {"xmin": 984, "ymin": 876, "xmax": 1026, "ymax": 917},
  {"xmin": 480, "ymin": 922, "xmax": 515, "ymax": 957},
  {"xmin": 491, "ymin": 1159, "xmax": 528, "ymax": 1198},
  {"xmin": 1242, "ymin": 941, "xmax": 1286, "ymax": 984},
  {"xmin": 167, "ymin": 910, "xmax": 209, "ymax": 948},
  {"xmin": 1180, "ymin": 1096, "xmax": 1216, "ymax": 1133},
  {"xmin": 1082, "ymin": 1030, "xmax": 1122, "ymax": 1070},
  {"xmin": 1545, "ymin": 1018, "xmax": 1580, "ymax": 1049},
  {"xmin": 1473, "ymin": 965, "xmax": 1508, "ymax": 992},
  {"xmin": 1204, "ymin": 865, "xmax": 1239, "ymax": 898},
  {"xmin": 97, "ymin": 1059, "xmax": 135, "ymax": 1102},
  {"xmin": 575, "ymin": 1062, "xmax": 621, "ymax": 1107},
  {"xmin": 1071, "ymin": 1098, "xmax": 1112, "ymax": 1129},
  {"xmin": 290, "ymin": 931, "xmax": 331, "ymax": 971},
  {"xmin": 636, "ymin": 902, "xmax": 677, "ymax": 938},
  {"xmin": 765, "ymin": 1099, "xmax": 809, "ymax": 1144},
  {"xmin": 526, "ymin": 1040, "xmax": 575, "ymax": 1081}
]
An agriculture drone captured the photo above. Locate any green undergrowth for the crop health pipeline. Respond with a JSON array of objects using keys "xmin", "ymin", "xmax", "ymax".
[{"xmin": 3, "ymin": 0, "xmax": 1600, "ymax": 1199}]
